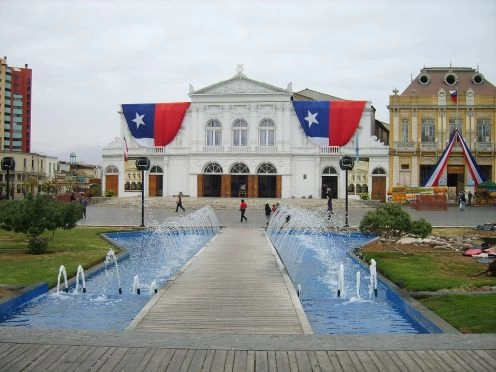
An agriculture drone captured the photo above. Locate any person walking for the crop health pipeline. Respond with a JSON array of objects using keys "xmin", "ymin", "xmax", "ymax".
[
  {"xmin": 264, "ymin": 203, "xmax": 272, "ymax": 224},
  {"xmin": 176, "ymin": 194, "xmax": 185, "ymax": 212},
  {"xmin": 467, "ymin": 190, "xmax": 473, "ymax": 206},
  {"xmin": 79, "ymin": 194, "xmax": 88, "ymax": 218},
  {"xmin": 458, "ymin": 192, "xmax": 466, "ymax": 212},
  {"xmin": 327, "ymin": 196, "xmax": 333, "ymax": 218},
  {"xmin": 239, "ymin": 199, "xmax": 248, "ymax": 222}
]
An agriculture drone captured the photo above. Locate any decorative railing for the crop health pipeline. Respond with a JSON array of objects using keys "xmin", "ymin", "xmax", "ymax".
[
  {"xmin": 474, "ymin": 142, "xmax": 494, "ymax": 151},
  {"xmin": 319, "ymin": 146, "xmax": 341, "ymax": 155},
  {"xmin": 394, "ymin": 141, "xmax": 416, "ymax": 151},
  {"xmin": 256, "ymin": 146, "xmax": 278, "ymax": 153},
  {"xmin": 420, "ymin": 142, "xmax": 438, "ymax": 151},
  {"xmin": 203, "ymin": 146, "xmax": 224, "ymax": 153},
  {"xmin": 229, "ymin": 146, "xmax": 250, "ymax": 153}
]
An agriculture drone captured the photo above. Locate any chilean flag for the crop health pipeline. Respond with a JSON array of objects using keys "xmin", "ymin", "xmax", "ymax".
[
  {"xmin": 293, "ymin": 100, "xmax": 366, "ymax": 146},
  {"xmin": 122, "ymin": 102, "xmax": 190, "ymax": 147}
]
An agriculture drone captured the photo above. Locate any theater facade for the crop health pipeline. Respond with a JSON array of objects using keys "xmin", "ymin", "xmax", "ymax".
[{"xmin": 101, "ymin": 68, "xmax": 389, "ymax": 200}]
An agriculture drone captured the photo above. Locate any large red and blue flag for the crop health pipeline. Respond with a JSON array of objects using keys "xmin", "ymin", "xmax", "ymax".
[
  {"xmin": 292, "ymin": 100, "xmax": 366, "ymax": 147},
  {"xmin": 122, "ymin": 102, "xmax": 190, "ymax": 147}
]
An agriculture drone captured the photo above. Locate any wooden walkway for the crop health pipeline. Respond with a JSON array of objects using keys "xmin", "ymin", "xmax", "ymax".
[{"xmin": 128, "ymin": 228, "xmax": 312, "ymax": 334}]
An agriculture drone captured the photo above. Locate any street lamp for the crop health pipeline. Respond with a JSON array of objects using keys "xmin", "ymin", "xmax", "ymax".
[
  {"xmin": 1, "ymin": 157, "xmax": 15, "ymax": 199},
  {"xmin": 135, "ymin": 157, "xmax": 151, "ymax": 227},
  {"xmin": 339, "ymin": 155, "xmax": 354, "ymax": 227}
]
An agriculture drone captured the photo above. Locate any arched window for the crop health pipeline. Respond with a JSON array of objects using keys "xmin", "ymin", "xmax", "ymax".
[
  {"xmin": 150, "ymin": 166, "xmax": 163, "ymax": 174},
  {"xmin": 206, "ymin": 119, "xmax": 222, "ymax": 146},
  {"xmin": 356, "ymin": 184, "xmax": 362, "ymax": 193},
  {"xmin": 106, "ymin": 165, "xmax": 119, "ymax": 174},
  {"xmin": 204, "ymin": 162, "xmax": 223, "ymax": 174},
  {"xmin": 230, "ymin": 163, "xmax": 249, "ymax": 174},
  {"xmin": 232, "ymin": 119, "xmax": 248, "ymax": 146},
  {"xmin": 257, "ymin": 163, "xmax": 277, "ymax": 174},
  {"xmin": 362, "ymin": 184, "xmax": 368, "ymax": 193},
  {"xmin": 372, "ymin": 167, "xmax": 387, "ymax": 175},
  {"xmin": 322, "ymin": 166, "xmax": 338, "ymax": 175},
  {"xmin": 259, "ymin": 118, "xmax": 275, "ymax": 146}
]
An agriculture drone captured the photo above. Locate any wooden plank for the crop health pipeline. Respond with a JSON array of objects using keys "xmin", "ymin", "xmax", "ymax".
[
  {"xmin": 306, "ymin": 351, "xmax": 323, "ymax": 372},
  {"xmin": 91, "ymin": 346, "xmax": 128, "ymax": 371},
  {"xmin": 210, "ymin": 349, "xmax": 227, "ymax": 371},
  {"xmin": 267, "ymin": 351, "xmax": 277, "ymax": 372},
  {"xmin": 167, "ymin": 349, "xmax": 188, "ymax": 371},
  {"xmin": 354, "ymin": 351, "xmax": 379, "ymax": 372},
  {"xmin": 453, "ymin": 350, "xmax": 491, "ymax": 372},
  {"xmin": 294, "ymin": 350, "xmax": 312, "ymax": 372},
  {"xmin": 8, "ymin": 344, "xmax": 53, "ymax": 371},
  {"xmin": 178, "ymin": 349, "xmax": 196, "ymax": 372},
  {"xmin": 143, "ymin": 349, "xmax": 175, "ymax": 372},
  {"xmin": 201, "ymin": 349, "xmax": 216, "ymax": 372},
  {"xmin": 255, "ymin": 350, "xmax": 269, "ymax": 372},
  {"xmin": 0, "ymin": 344, "xmax": 42, "ymax": 370},
  {"xmin": 326, "ymin": 351, "xmax": 345, "ymax": 371},
  {"xmin": 185, "ymin": 349, "xmax": 208, "ymax": 372},
  {"xmin": 334, "ymin": 351, "xmax": 358, "ymax": 372},
  {"xmin": 367, "ymin": 351, "xmax": 400, "ymax": 371},
  {"xmin": 434, "ymin": 350, "xmax": 468, "ymax": 372},
  {"xmin": 471, "ymin": 350, "xmax": 496, "ymax": 369},
  {"xmin": 72, "ymin": 346, "xmax": 112, "ymax": 371},
  {"xmin": 246, "ymin": 350, "xmax": 256, "ymax": 372},
  {"xmin": 392, "ymin": 350, "xmax": 424, "ymax": 372},
  {"xmin": 287, "ymin": 351, "xmax": 300, "ymax": 372},
  {"xmin": 24, "ymin": 344, "xmax": 73, "ymax": 371},
  {"xmin": 314, "ymin": 351, "xmax": 333, "ymax": 371},
  {"xmin": 275, "ymin": 351, "xmax": 291, "ymax": 372},
  {"xmin": 224, "ymin": 350, "xmax": 235, "ymax": 372},
  {"xmin": 424, "ymin": 350, "xmax": 452, "ymax": 372},
  {"xmin": 113, "ymin": 347, "xmax": 150, "ymax": 372},
  {"xmin": 233, "ymin": 350, "xmax": 248, "ymax": 372}
]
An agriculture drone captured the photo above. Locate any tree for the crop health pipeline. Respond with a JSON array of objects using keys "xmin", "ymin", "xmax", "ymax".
[
  {"xmin": 0, "ymin": 195, "xmax": 83, "ymax": 254},
  {"xmin": 359, "ymin": 203, "xmax": 431, "ymax": 242}
]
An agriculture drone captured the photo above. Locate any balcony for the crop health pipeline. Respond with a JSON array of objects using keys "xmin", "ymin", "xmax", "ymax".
[
  {"xmin": 256, "ymin": 146, "xmax": 277, "ymax": 153},
  {"xmin": 229, "ymin": 146, "xmax": 250, "ymax": 153},
  {"xmin": 319, "ymin": 146, "xmax": 341, "ymax": 155},
  {"xmin": 474, "ymin": 141, "xmax": 494, "ymax": 152},
  {"xmin": 203, "ymin": 146, "xmax": 224, "ymax": 153},
  {"xmin": 394, "ymin": 141, "xmax": 416, "ymax": 151}
]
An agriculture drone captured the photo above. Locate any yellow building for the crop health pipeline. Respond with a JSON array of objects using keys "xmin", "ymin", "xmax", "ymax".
[{"xmin": 388, "ymin": 66, "xmax": 495, "ymax": 199}]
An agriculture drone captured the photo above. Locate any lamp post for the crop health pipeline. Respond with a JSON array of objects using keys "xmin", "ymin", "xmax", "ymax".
[
  {"xmin": 1, "ymin": 157, "xmax": 15, "ymax": 199},
  {"xmin": 339, "ymin": 155, "xmax": 354, "ymax": 227},
  {"xmin": 135, "ymin": 157, "xmax": 151, "ymax": 227}
]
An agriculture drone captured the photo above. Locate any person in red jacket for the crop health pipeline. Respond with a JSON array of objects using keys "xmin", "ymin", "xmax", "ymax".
[{"xmin": 239, "ymin": 199, "xmax": 248, "ymax": 222}]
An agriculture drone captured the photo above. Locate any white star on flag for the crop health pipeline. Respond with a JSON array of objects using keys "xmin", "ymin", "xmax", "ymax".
[
  {"xmin": 132, "ymin": 112, "xmax": 146, "ymax": 129},
  {"xmin": 304, "ymin": 110, "xmax": 319, "ymax": 127}
]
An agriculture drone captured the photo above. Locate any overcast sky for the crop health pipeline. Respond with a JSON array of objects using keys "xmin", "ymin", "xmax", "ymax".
[{"xmin": 1, "ymin": 0, "xmax": 495, "ymax": 165}]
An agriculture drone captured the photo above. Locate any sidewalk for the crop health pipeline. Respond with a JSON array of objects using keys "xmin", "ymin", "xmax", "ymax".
[{"xmin": 77, "ymin": 202, "xmax": 495, "ymax": 228}]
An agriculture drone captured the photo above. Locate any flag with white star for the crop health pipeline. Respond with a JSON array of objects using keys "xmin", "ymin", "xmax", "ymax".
[
  {"xmin": 293, "ymin": 100, "xmax": 366, "ymax": 147},
  {"xmin": 122, "ymin": 102, "xmax": 190, "ymax": 147}
]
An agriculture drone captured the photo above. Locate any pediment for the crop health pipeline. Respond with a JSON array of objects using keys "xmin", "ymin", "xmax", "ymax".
[{"xmin": 190, "ymin": 73, "xmax": 290, "ymax": 96}]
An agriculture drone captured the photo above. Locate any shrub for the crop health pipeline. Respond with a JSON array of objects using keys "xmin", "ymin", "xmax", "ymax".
[
  {"xmin": 0, "ymin": 195, "xmax": 83, "ymax": 254},
  {"xmin": 410, "ymin": 218, "xmax": 432, "ymax": 238},
  {"xmin": 359, "ymin": 203, "xmax": 412, "ymax": 242}
]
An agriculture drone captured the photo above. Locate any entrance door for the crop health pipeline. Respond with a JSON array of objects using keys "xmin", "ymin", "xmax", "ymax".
[
  {"xmin": 258, "ymin": 175, "xmax": 276, "ymax": 198},
  {"xmin": 372, "ymin": 176, "xmax": 386, "ymax": 202},
  {"xmin": 105, "ymin": 175, "xmax": 119, "ymax": 196},
  {"xmin": 203, "ymin": 175, "xmax": 221, "ymax": 197},
  {"xmin": 321, "ymin": 176, "xmax": 338, "ymax": 198},
  {"xmin": 447, "ymin": 165, "xmax": 465, "ymax": 194}
]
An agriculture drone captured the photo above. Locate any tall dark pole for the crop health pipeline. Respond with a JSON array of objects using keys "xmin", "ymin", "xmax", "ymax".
[
  {"xmin": 135, "ymin": 157, "xmax": 150, "ymax": 228},
  {"xmin": 339, "ymin": 155, "xmax": 354, "ymax": 229},
  {"xmin": 140, "ymin": 168, "xmax": 145, "ymax": 227},
  {"xmin": 345, "ymin": 169, "xmax": 349, "ymax": 227},
  {"xmin": 6, "ymin": 169, "xmax": 10, "ymax": 200}
]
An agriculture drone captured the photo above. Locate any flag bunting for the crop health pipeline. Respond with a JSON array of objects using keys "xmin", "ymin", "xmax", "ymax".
[{"xmin": 423, "ymin": 129, "xmax": 486, "ymax": 187}]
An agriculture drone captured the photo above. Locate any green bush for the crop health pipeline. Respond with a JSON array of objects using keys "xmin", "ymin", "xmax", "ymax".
[
  {"xmin": 28, "ymin": 237, "xmax": 49, "ymax": 254},
  {"xmin": 359, "ymin": 203, "xmax": 412, "ymax": 242},
  {"xmin": 0, "ymin": 195, "xmax": 83, "ymax": 254},
  {"xmin": 359, "ymin": 193, "xmax": 370, "ymax": 200},
  {"xmin": 410, "ymin": 218, "xmax": 432, "ymax": 238},
  {"xmin": 105, "ymin": 190, "xmax": 115, "ymax": 197}
]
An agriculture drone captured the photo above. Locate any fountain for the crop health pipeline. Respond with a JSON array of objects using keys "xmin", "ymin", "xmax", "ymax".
[
  {"xmin": 266, "ymin": 205, "xmax": 428, "ymax": 334},
  {"xmin": 75, "ymin": 265, "xmax": 86, "ymax": 293},
  {"xmin": 56, "ymin": 265, "xmax": 68, "ymax": 293},
  {"xmin": 369, "ymin": 258, "xmax": 378, "ymax": 297},
  {"xmin": 132, "ymin": 275, "xmax": 140, "ymax": 295},
  {"xmin": 105, "ymin": 248, "xmax": 122, "ymax": 294},
  {"xmin": 0, "ymin": 207, "xmax": 220, "ymax": 331}
]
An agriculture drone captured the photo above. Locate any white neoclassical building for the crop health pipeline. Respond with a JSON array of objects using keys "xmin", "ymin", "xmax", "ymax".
[{"xmin": 101, "ymin": 67, "xmax": 389, "ymax": 201}]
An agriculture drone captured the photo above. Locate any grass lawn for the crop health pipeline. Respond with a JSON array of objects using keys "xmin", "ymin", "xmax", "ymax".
[
  {"xmin": 420, "ymin": 295, "xmax": 496, "ymax": 333},
  {"xmin": 360, "ymin": 227, "xmax": 496, "ymax": 333},
  {"xmin": 0, "ymin": 227, "xmax": 120, "ymax": 288}
]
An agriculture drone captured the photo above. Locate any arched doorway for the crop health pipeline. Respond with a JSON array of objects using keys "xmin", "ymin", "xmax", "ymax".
[
  {"xmin": 321, "ymin": 166, "xmax": 338, "ymax": 198},
  {"xmin": 371, "ymin": 167, "xmax": 387, "ymax": 202},
  {"xmin": 257, "ymin": 163, "xmax": 277, "ymax": 198},
  {"xmin": 202, "ymin": 162, "xmax": 222, "ymax": 197},
  {"xmin": 105, "ymin": 165, "xmax": 119, "ymax": 196},
  {"xmin": 149, "ymin": 165, "xmax": 163, "ymax": 196},
  {"xmin": 230, "ymin": 163, "xmax": 249, "ymax": 197}
]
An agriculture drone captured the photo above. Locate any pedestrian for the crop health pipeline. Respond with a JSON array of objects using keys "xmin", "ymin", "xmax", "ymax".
[
  {"xmin": 271, "ymin": 204, "xmax": 277, "ymax": 213},
  {"xmin": 70, "ymin": 191, "xmax": 76, "ymax": 202},
  {"xmin": 176, "ymin": 194, "xmax": 185, "ymax": 212},
  {"xmin": 80, "ymin": 195, "xmax": 88, "ymax": 218},
  {"xmin": 458, "ymin": 192, "xmax": 466, "ymax": 211},
  {"xmin": 327, "ymin": 196, "xmax": 333, "ymax": 217},
  {"xmin": 239, "ymin": 199, "xmax": 248, "ymax": 222},
  {"xmin": 264, "ymin": 203, "xmax": 271, "ymax": 224},
  {"xmin": 467, "ymin": 190, "xmax": 473, "ymax": 206}
]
